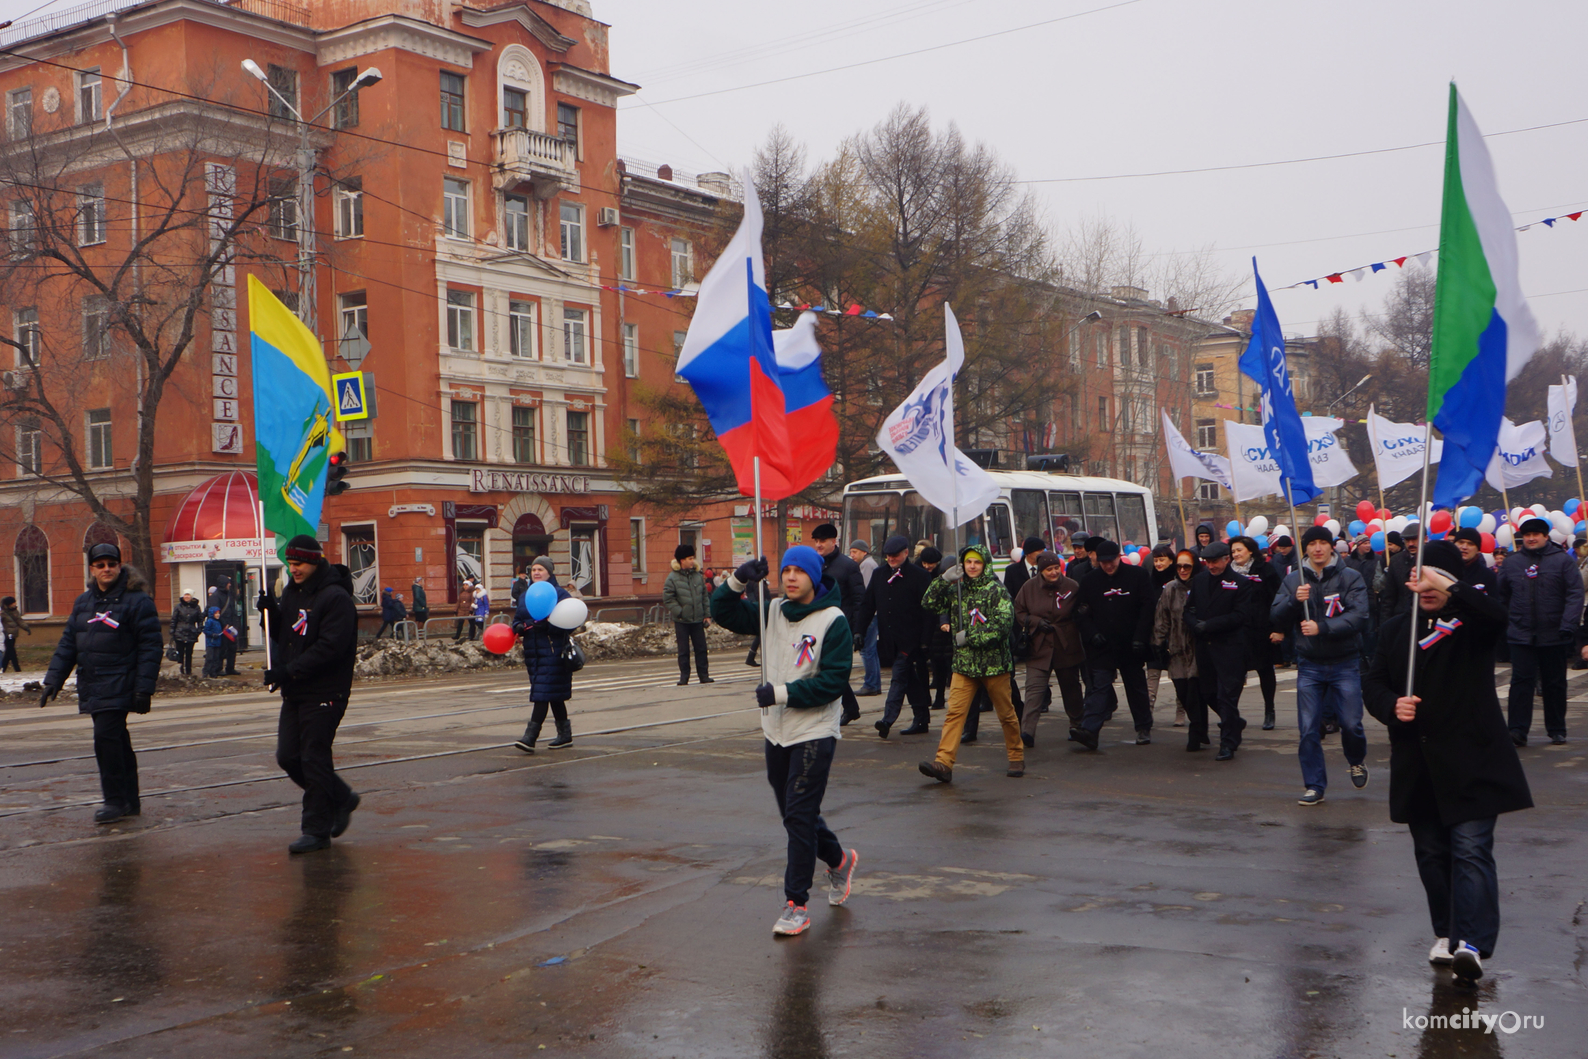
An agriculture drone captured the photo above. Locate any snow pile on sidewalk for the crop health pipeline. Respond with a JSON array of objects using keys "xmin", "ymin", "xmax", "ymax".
[{"xmin": 352, "ymin": 621, "xmax": 751, "ymax": 678}]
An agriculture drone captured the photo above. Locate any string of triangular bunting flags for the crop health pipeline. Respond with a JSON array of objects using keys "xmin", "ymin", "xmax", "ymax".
[
  {"xmin": 1273, "ymin": 207, "xmax": 1585, "ymax": 291},
  {"xmin": 600, "ymin": 283, "xmax": 896, "ymax": 320}
]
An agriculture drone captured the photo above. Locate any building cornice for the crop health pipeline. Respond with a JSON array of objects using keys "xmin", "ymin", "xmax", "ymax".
[
  {"xmin": 458, "ymin": 3, "xmax": 577, "ymax": 53},
  {"xmin": 316, "ymin": 15, "xmax": 492, "ymax": 70},
  {"xmin": 551, "ymin": 64, "xmax": 638, "ymax": 107}
]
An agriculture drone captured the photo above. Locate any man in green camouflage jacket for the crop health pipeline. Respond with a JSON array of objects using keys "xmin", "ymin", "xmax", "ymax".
[{"xmin": 917, "ymin": 543, "xmax": 1024, "ymax": 783}]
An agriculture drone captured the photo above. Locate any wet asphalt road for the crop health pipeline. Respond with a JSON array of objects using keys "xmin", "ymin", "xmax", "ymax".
[{"xmin": 1, "ymin": 654, "xmax": 1585, "ymax": 1058}]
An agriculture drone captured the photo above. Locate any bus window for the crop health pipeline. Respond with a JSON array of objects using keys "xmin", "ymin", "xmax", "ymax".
[
  {"xmin": 1049, "ymin": 490, "xmax": 1083, "ymax": 551},
  {"xmin": 1011, "ymin": 489, "xmax": 1050, "ymax": 549},
  {"xmin": 900, "ymin": 491, "xmax": 946, "ymax": 552},
  {"xmin": 1083, "ymin": 492, "xmax": 1118, "ymax": 541},
  {"xmin": 984, "ymin": 503, "xmax": 1013, "ymax": 556},
  {"xmin": 1116, "ymin": 493, "xmax": 1149, "ymax": 547},
  {"xmin": 842, "ymin": 491, "xmax": 900, "ymax": 555}
]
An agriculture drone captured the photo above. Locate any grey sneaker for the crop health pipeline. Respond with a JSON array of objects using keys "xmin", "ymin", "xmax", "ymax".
[
  {"xmin": 1428, "ymin": 937, "xmax": 1454, "ymax": 964},
  {"xmin": 826, "ymin": 849, "xmax": 858, "ymax": 906},
  {"xmin": 1349, "ymin": 764, "xmax": 1369, "ymax": 789},
  {"xmin": 1298, "ymin": 789, "xmax": 1325, "ymax": 806},
  {"xmin": 1451, "ymin": 941, "xmax": 1483, "ymax": 981},
  {"xmin": 773, "ymin": 901, "xmax": 810, "ymax": 936}
]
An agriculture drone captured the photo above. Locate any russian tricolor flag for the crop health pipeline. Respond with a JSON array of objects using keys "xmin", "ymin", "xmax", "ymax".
[{"xmin": 676, "ymin": 176, "xmax": 834, "ymax": 499}]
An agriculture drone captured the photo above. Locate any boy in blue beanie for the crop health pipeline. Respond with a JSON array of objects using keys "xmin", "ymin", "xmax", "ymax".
[{"xmin": 712, "ymin": 545, "xmax": 860, "ymax": 936}]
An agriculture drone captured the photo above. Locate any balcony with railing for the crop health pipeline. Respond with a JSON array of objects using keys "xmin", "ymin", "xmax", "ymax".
[{"xmin": 492, "ymin": 128, "xmax": 576, "ymax": 197}]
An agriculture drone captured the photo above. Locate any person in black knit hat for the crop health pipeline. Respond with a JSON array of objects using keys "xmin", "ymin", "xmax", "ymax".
[{"xmin": 257, "ymin": 534, "xmax": 361, "ymax": 854}]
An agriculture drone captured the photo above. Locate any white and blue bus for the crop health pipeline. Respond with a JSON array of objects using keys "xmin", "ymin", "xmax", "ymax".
[{"xmin": 840, "ymin": 470, "xmax": 1159, "ymax": 572}]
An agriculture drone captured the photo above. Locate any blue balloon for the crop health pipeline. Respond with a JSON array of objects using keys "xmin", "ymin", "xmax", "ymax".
[
  {"xmin": 525, "ymin": 580, "xmax": 558, "ymax": 620},
  {"xmin": 1225, "ymin": 520, "xmax": 1242, "ymax": 538},
  {"xmin": 1459, "ymin": 506, "xmax": 1482, "ymax": 528},
  {"xmin": 1254, "ymin": 534, "xmax": 1270, "ymax": 550},
  {"xmin": 1577, "ymin": 520, "xmax": 1587, "ymax": 534},
  {"xmin": 1568, "ymin": 498, "xmax": 1582, "ymax": 517},
  {"xmin": 1348, "ymin": 520, "xmax": 1365, "ymax": 536},
  {"xmin": 1371, "ymin": 531, "xmax": 1386, "ymax": 553}
]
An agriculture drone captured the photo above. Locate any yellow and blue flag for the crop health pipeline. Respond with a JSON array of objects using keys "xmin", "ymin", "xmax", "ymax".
[{"xmin": 248, "ymin": 276, "xmax": 344, "ymax": 554}]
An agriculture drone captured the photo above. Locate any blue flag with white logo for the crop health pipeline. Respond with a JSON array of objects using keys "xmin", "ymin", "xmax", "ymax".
[{"xmin": 1238, "ymin": 259, "xmax": 1320, "ymax": 504}]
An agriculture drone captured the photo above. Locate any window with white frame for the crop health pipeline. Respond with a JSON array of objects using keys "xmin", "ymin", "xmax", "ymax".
[
  {"xmin": 77, "ymin": 184, "xmax": 105, "ymax": 245},
  {"xmin": 14, "ymin": 307, "xmax": 39, "ymax": 368},
  {"xmin": 268, "ymin": 177, "xmax": 297, "ymax": 240},
  {"xmin": 563, "ymin": 307, "xmax": 587, "ymax": 364},
  {"xmin": 17, "ymin": 417, "xmax": 40, "ymax": 475},
  {"xmin": 82, "ymin": 296, "xmax": 110, "ymax": 360},
  {"xmin": 509, "ymin": 299, "xmax": 535, "ymax": 358},
  {"xmin": 630, "ymin": 516, "xmax": 645, "ymax": 575},
  {"xmin": 7, "ymin": 87, "xmax": 31, "ymax": 139},
  {"xmin": 619, "ymin": 226, "xmax": 635, "ymax": 280},
  {"xmin": 1197, "ymin": 481, "xmax": 1219, "ymax": 501},
  {"xmin": 672, "ymin": 330, "xmax": 687, "ymax": 382},
  {"xmin": 1195, "ymin": 418, "xmax": 1217, "ymax": 450},
  {"xmin": 10, "ymin": 200, "xmax": 35, "ymax": 258},
  {"xmin": 559, "ymin": 201, "xmax": 583, "ymax": 261},
  {"xmin": 566, "ymin": 410, "xmax": 589, "ymax": 466},
  {"xmin": 1195, "ymin": 363, "xmax": 1215, "ymax": 395},
  {"xmin": 621, "ymin": 322, "xmax": 638, "ymax": 378},
  {"xmin": 77, "ymin": 68, "xmax": 101, "ymax": 124},
  {"xmin": 343, "ymin": 524, "xmax": 379, "ymax": 605},
  {"xmin": 670, "ymin": 238, "xmax": 692, "ymax": 288},
  {"xmin": 450, "ymin": 399, "xmax": 477, "ymax": 460},
  {"xmin": 502, "ymin": 87, "xmax": 527, "ymax": 128},
  {"xmin": 511, "ymin": 405, "xmax": 536, "ymax": 463},
  {"xmin": 334, "ymin": 177, "xmax": 363, "ymax": 238},
  {"xmin": 87, "ymin": 408, "xmax": 111, "ymax": 468},
  {"xmin": 343, "ymin": 419, "xmax": 373, "ymax": 462},
  {"xmin": 446, "ymin": 290, "xmax": 476, "ymax": 351},
  {"xmin": 338, "ymin": 291, "xmax": 367, "ymax": 361},
  {"xmin": 504, "ymin": 193, "xmax": 529, "ymax": 252},
  {"xmin": 443, "ymin": 177, "xmax": 469, "ymax": 239}
]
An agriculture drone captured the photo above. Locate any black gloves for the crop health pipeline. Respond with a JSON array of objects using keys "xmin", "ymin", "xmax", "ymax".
[
  {"xmin": 1090, "ymin": 633, "xmax": 1109, "ymax": 648},
  {"xmin": 1131, "ymin": 640, "xmax": 1147, "ymax": 659},
  {"xmin": 256, "ymin": 592, "xmax": 277, "ymax": 614},
  {"xmin": 38, "ymin": 683, "xmax": 59, "ymax": 709},
  {"xmin": 735, "ymin": 557, "xmax": 769, "ymax": 584},
  {"xmin": 262, "ymin": 667, "xmax": 283, "ymax": 689},
  {"xmin": 1192, "ymin": 620, "xmax": 1208, "ymax": 636},
  {"xmin": 132, "ymin": 692, "xmax": 152, "ymax": 714},
  {"xmin": 512, "ymin": 620, "xmax": 531, "ymax": 638},
  {"xmin": 755, "ymin": 682, "xmax": 776, "ymax": 708}
]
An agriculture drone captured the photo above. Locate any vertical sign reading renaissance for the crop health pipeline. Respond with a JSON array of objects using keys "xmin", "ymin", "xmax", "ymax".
[{"xmin": 207, "ymin": 164, "xmax": 243, "ymax": 454}]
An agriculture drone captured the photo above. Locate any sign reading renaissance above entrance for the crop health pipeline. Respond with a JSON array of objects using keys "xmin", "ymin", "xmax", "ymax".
[{"xmin": 470, "ymin": 469, "xmax": 591, "ymax": 494}]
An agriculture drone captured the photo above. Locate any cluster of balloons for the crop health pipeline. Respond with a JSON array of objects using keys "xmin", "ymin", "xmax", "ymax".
[
  {"xmin": 482, "ymin": 587, "xmax": 590, "ymax": 656},
  {"xmin": 1225, "ymin": 514, "xmax": 1286, "ymax": 552}
]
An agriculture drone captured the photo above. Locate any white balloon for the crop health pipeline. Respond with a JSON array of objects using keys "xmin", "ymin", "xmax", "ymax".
[
  {"xmin": 1477, "ymin": 513, "xmax": 1497, "ymax": 534},
  {"xmin": 1272, "ymin": 525, "xmax": 1289, "ymax": 539},
  {"xmin": 1324, "ymin": 519, "xmax": 1340, "ymax": 536},
  {"xmin": 1551, "ymin": 512, "xmax": 1575, "ymax": 535},
  {"xmin": 1510, "ymin": 507, "xmax": 1528, "ymax": 526},
  {"xmin": 1483, "ymin": 552, "xmax": 1497, "ymax": 567},
  {"xmin": 1246, "ymin": 515, "xmax": 1269, "ymax": 535},
  {"xmin": 1551, "ymin": 528, "xmax": 1569, "ymax": 544},
  {"xmin": 1387, "ymin": 516, "xmax": 1408, "ymax": 534},
  {"xmin": 1495, "ymin": 525, "xmax": 1515, "ymax": 547},
  {"xmin": 1122, "ymin": 552, "xmax": 1141, "ymax": 565},
  {"xmin": 1531, "ymin": 503, "xmax": 1549, "ymax": 516},
  {"xmin": 548, "ymin": 596, "xmax": 589, "ymax": 630},
  {"xmin": 1009, "ymin": 548, "xmax": 1024, "ymax": 565}
]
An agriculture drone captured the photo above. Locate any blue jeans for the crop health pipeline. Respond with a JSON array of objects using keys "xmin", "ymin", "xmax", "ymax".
[
  {"xmin": 765, "ymin": 737, "xmax": 844, "ymax": 906},
  {"xmin": 860, "ymin": 620, "xmax": 880, "ymax": 692},
  {"xmin": 1408, "ymin": 816, "xmax": 1500, "ymax": 957},
  {"xmin": 1295, "ymin": 657, "xmax": 1366, "ymax": 791}
]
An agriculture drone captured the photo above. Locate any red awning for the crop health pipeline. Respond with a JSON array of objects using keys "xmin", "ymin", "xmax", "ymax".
[{"xmin": 165, "ymin": 471, "xmax": 261, "ymax": 545}]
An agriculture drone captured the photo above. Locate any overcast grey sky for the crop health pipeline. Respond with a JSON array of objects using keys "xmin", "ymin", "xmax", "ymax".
[
  {"xmin": 601, "ymin": 0, "xmax": 1588, "ymax": 340},
  {"xmin": 3, "ymin": 0, "xmax": 1581, "ymax": 339}
]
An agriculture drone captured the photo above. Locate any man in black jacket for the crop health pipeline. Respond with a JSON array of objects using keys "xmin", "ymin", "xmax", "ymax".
[
  {"xmin": 1496, "ymin": 516, "xmax": 1583, "ymax": 746},
  {"xmin": 812, "ymin": 523, "xmax": 865, "ymax": 724},
  {"xmin": 856, "ymin": 535, "xmax": 934, "ymax": 738},
  {"xmin": 1449, "ymin": 528, "xmax": 1497, "ymax": 593},
  {"xmin": 1187, "ymin": 542, "xmax": 1259, "ymax": 760},
  {"xmin": 1364, "ymin": 541, "xmax": 1532, "ymax": 982},
  {"xmin": 1070, "ymin": 538, "xmax": 1159, "ymax": 750},
  {"xmin": 1003, "ymin": 536, "xmax": 1047, "ymax": 599},
  {"xmin": 259, "ymin": 535, "xmax": 361, "ymax": 854},
  {"xmin": 1065, "ymin": 535, "xmax": 1093, "ymax": 583}
]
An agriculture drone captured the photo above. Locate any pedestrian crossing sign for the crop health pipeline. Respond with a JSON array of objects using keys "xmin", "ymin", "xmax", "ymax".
[{"xmin": 332, "ymin": 371, "xmax": 369, "ymax": 421}]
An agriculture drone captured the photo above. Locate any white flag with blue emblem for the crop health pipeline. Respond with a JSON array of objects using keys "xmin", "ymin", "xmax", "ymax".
[{"xmin": 876, "ymin": 304, "xmax": 998, "ymax": 527}]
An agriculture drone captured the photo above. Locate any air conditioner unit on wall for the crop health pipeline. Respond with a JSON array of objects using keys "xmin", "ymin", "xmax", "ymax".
[{"xmin": 596, "ymin": 207, "xmax": 619, "ymax": 227}]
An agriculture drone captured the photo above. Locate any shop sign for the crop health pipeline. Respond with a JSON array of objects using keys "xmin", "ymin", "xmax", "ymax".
[
  {"xmin": 470, "ymin": 469, "xmax": 591, "ymax": 494},
  {"xmin": 161, "ymin": 537, "xmax": 266, "ymax": 563}
]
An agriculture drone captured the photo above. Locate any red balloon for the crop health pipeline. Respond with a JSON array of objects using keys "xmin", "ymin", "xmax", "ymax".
[
  {"xmin": 1355, "ymin": 500, "xmax": 1377, "ymax": 521},
  {"xmin": 1429, "ymin": 510, "xmax": 1453, "ymax": 534},
  {"xmin": 482, "ymin": 623, "xmax": 516, "ymax": 655},
  {"xmin": 1377, "ymin": 508, "xmax": 1392, "ymax": 522},
  {"xmin": 1313, "ymin": 514, "xmax": 1329, "ymax": 526},
  {"xmin": 1480, "ymin": 531, "xmax": 1495, "ymax": 554}
]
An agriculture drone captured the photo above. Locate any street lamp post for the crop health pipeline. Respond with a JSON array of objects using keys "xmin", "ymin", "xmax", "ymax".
[{"xmin": 241, "ymin": 60, "xmax": 381, "ymax": 335}]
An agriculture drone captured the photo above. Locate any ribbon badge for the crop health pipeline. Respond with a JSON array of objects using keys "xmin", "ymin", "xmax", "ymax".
[
  {"xmin": 292, "ymin": 609, "xmax": 309, "ymax": 635},
  {"xmin": 795, "ymin": 633, "xmax": 819, "ymax": 667},
  {"xmin": 969, "ymin": 607, "xmax": 988, "ymax": 625},
  {"xmin": 1418, "ymin": 617, "xmax": 1462, "ymax": 650},
  {"xmin": 1324, "ymin": 593, "xmax": 1344, "ymax": 618},
  {"xmin": 888, "ymin": 568, "xmax": 904, "ymax": 583},
  {"xmin": 87, "ymin": 610, "xmax": 119, "ymax": 629},
  {"xmin": 1526, "ymin": 566, "xmax": 1539, "ymax": 579}
]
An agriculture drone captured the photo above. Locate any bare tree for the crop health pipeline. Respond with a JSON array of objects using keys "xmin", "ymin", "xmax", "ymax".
[{"xmin": 1361, "ymin": 264, "xmax": 1436, "ymax": 366}]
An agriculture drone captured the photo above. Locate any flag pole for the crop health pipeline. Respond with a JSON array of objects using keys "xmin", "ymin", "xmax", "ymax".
[
  {"xmin": 1284, "ymin": 479, "xmax": 1308, "ymax": 623},
  {"xmin": 1177, "ymin": 478, "xmax": 1189, "ymax": 551},
  {"xmin": 1378, "ymin": 483, "xmax": 1391, "ymax": 572},
  {"xmin": 1404, "ymin": 421, "xmax": 1435, "ymax": 696},
  {"xmin": 257, "ymin": 500, "xmax": 272, "ymax": 669},
  {"xmin": 1567, "ymin": 375, "xmax": 1587, "ymax": 505},
  {"xmin": 754, "ymin": 456, "xmax": 766, "ymax": 689}
]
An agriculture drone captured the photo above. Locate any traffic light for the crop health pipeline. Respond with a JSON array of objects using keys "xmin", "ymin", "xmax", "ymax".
[{"xmin": 326, "ymin": 451, "xmax": 351, "ymax": 496}]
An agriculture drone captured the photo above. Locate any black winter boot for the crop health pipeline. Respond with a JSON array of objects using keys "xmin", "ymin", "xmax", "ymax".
[
  {"xmin": 1262, "ymin": 706, "xmax": 1275, "ymax": 731},
  {"xmin": 548, "ymin": 717, "xmax": 573, "ymax": 749},
  {"xmin": 514, "ymin": 720, "xmax": 542, "ymax": 754}
]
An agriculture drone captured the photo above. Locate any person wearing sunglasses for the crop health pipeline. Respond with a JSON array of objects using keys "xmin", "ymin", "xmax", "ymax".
[
  {"xmin": 40, "ymin": 542, "xmax": 163, "ymax": 824},
  {"xmin": 1153, "ymin": 551, "xmax": 1208, "ymax": 750}
]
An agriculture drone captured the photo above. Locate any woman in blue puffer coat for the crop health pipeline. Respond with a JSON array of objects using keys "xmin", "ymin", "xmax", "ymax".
[
  {"xmin": 40, "ymin": 542, "xmax": 163, "ymax": 824},
  {"xmin": 512, "ymin": 555, "xmax": 573, "ymax": 753}
]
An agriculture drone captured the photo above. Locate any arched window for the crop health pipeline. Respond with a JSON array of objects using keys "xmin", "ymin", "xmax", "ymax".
[
  {"xmin": 512, "ymin": 513, "xmax": 551, "ymax": 574},
  {"xmin": 15, "ymin": 525, "xmax": 49, "ymax": 614},
  {"xmin": 497, "ymin": 45, "xmax": 545, "ymax": 133}
]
